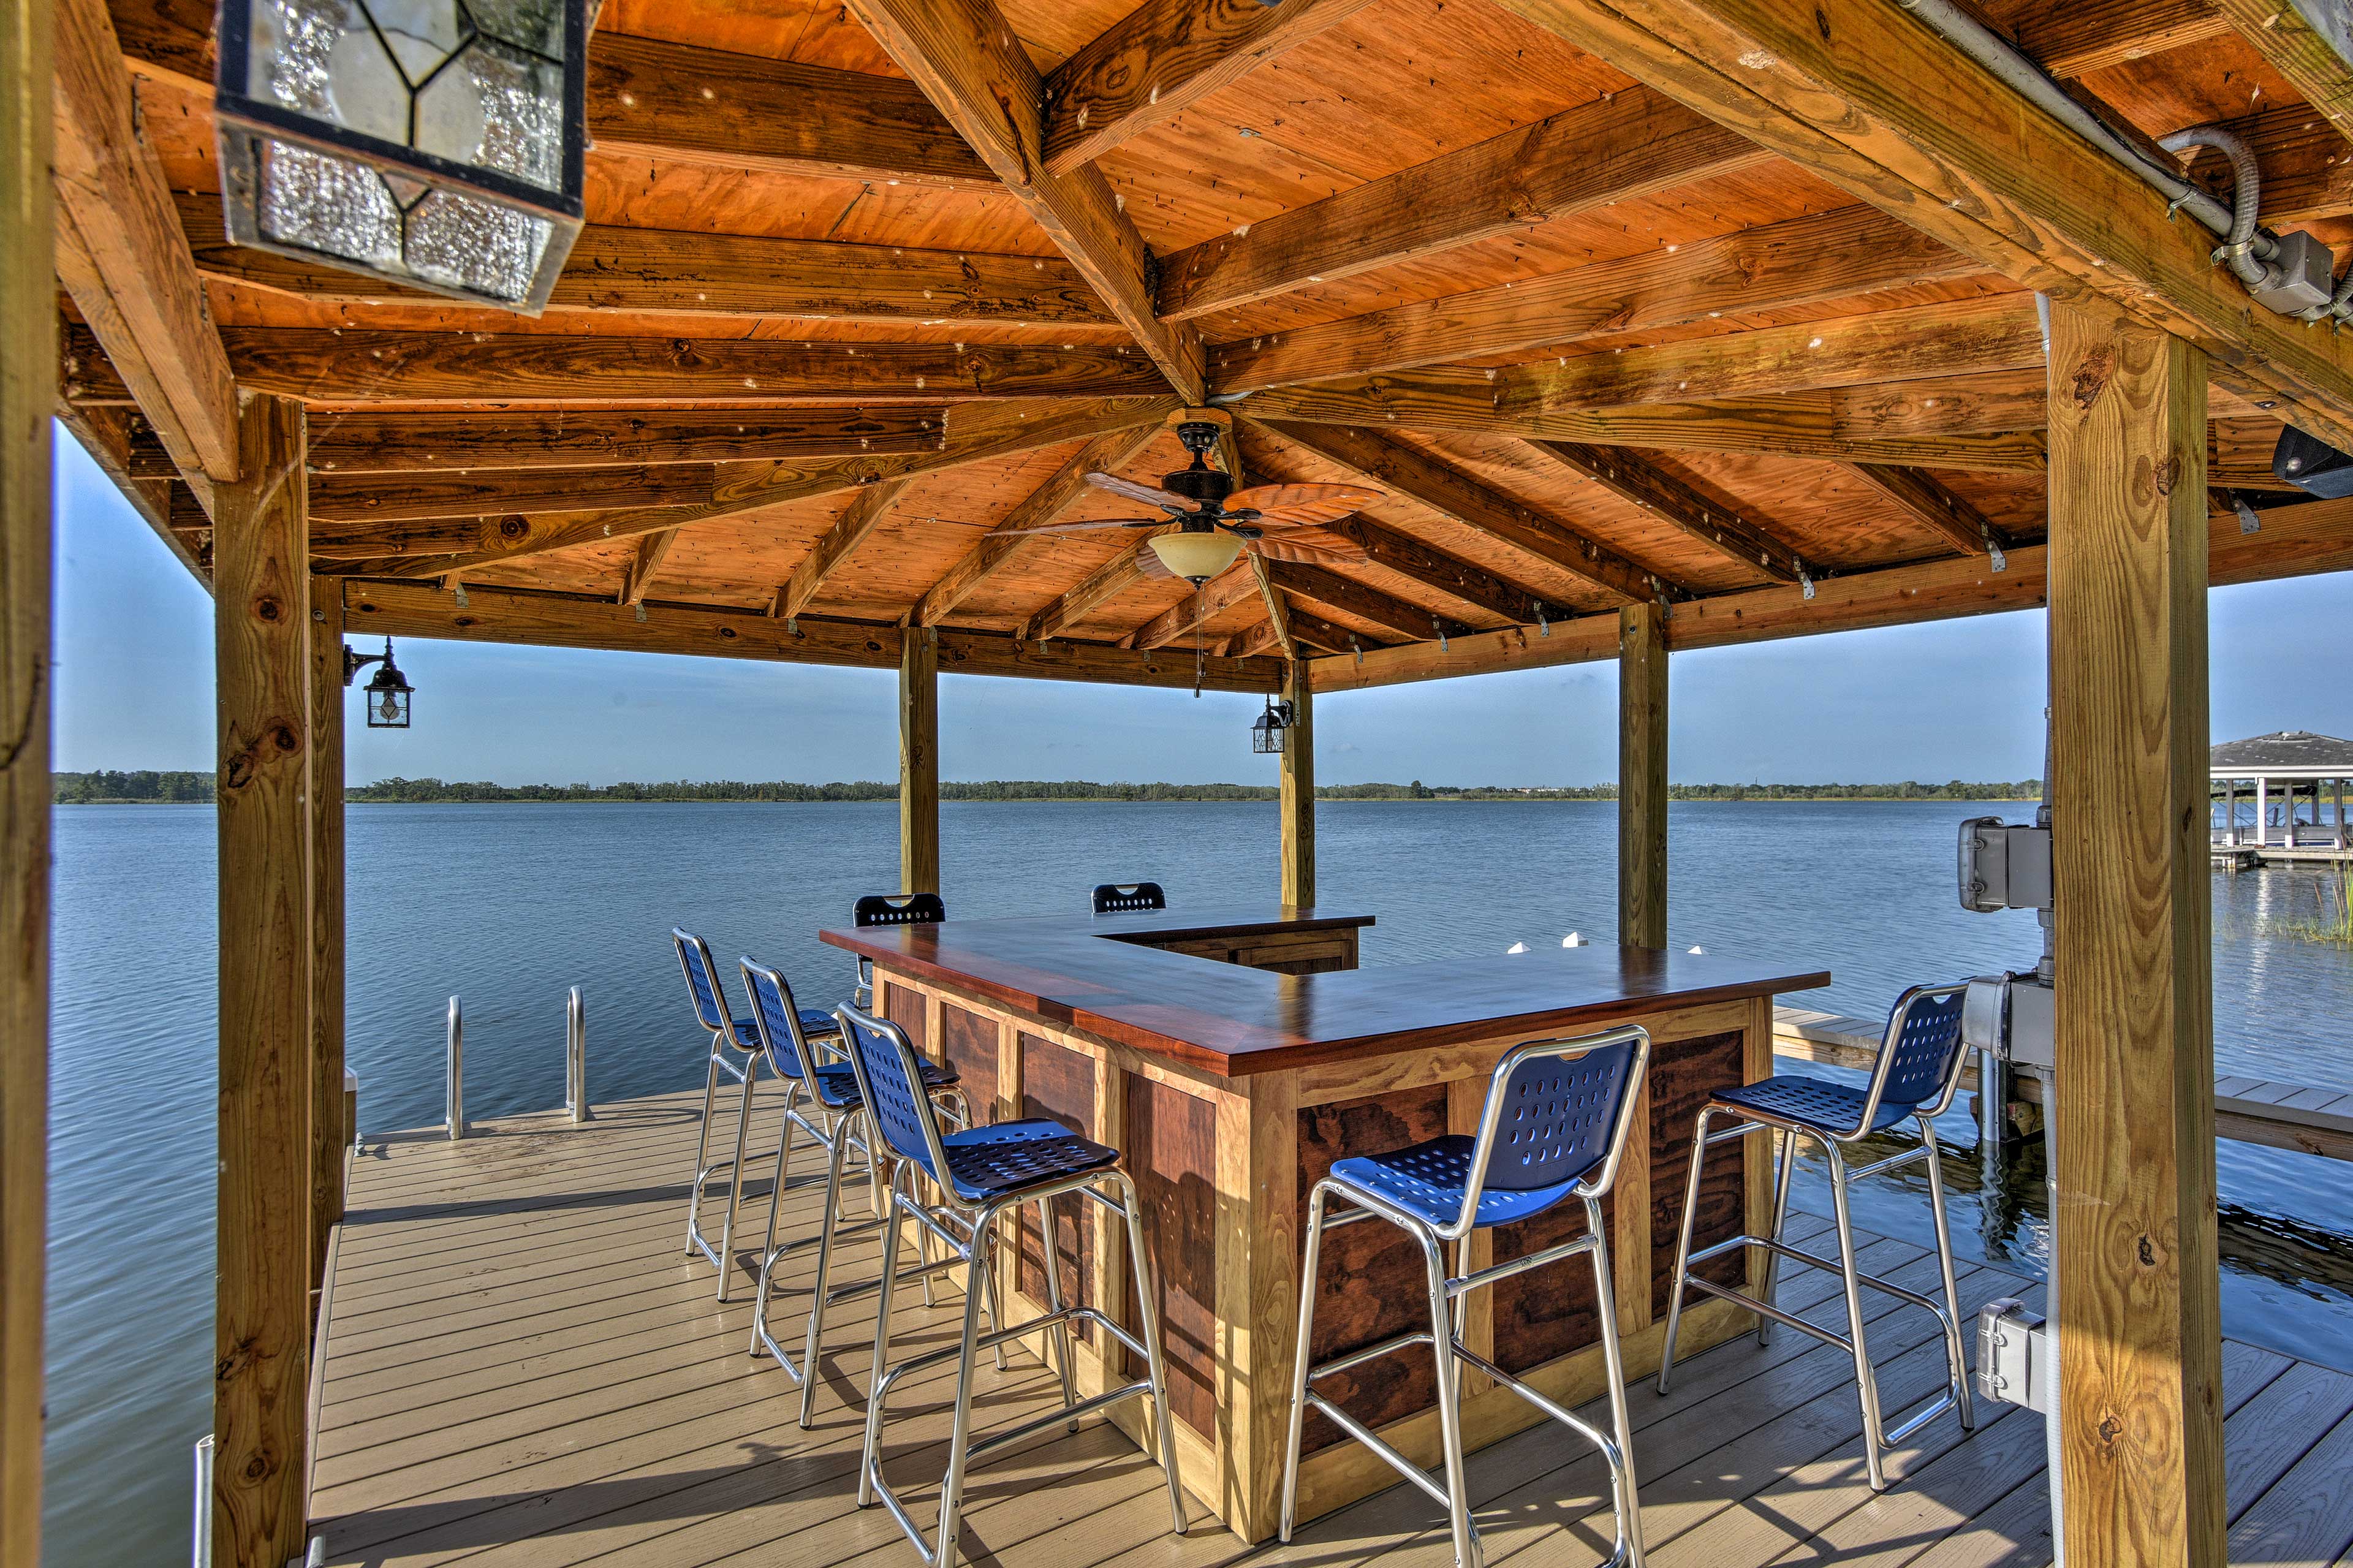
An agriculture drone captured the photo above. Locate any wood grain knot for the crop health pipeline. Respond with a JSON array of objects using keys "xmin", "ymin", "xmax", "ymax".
[
  {"xmin": 271, "ymin": 725, "xmax": 300, "ymax": 754},
  {"xmin": 2097, "ymin": 1412, "xmax": 2124, "ymax": 1447},
  {"xmin": 2138, "ymin": 1233, "xmax": 2157, "ymax": 1267},
  {"xmin": 2153, "ymin": 456, "xmax": 2181, "ymax": 496},
  {"xmin": 718, "ymin": 626, "xmax": 738, "ymax": 638},
  {"xmin": 498, "ymin": 517, "xmax": 529, "ymax": 539},
  {"xmin": 2069, "ymin": 346, "xmax": 2115, "ymax": 411},
  {"xmin": 254, "ymin": 595, "xmax": 283, "ymax": 623}
]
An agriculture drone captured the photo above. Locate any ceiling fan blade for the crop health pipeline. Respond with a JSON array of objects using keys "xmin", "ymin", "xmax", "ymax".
[
  {"xmin": 1088, "ymin": 472, "xmax": 1189, "ymax": 510},
  {"xmin": 1224, "ymin": 482, "xmax": 1383, "ymax": 521},
  {"xmin": 1250, "ymin": 534, "xmax": 1371, "ymax": 566},
  {"xmin": 995, "ymin": 516, "xmax": 1168, "ymax": 536}
]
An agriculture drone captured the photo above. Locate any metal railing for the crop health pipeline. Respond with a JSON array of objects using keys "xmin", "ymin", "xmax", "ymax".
[
  {"xmin": 441, "ymin": 990, "xmax": 594, "ymax": 1136},
  {"xmin": 445, "ymin": 996, "xmax": 466, "ymax": 1140}
]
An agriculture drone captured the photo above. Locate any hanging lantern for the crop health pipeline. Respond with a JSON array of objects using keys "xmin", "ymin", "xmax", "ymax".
[
  {"xmin": 344, "ymin": 637, "xmax": 415, "ymax": 728},
  {"xmin": 1252, "ymin": 697, "xmax": 1295, "ymax": 754},
  {"xmin": 214, "ymin": 0, "xmax": 591, "ymax": 314}
]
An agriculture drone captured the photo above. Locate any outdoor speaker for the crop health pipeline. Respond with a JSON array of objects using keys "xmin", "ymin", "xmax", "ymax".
[{"xmin": 2273, "ymin": 426, "xmax": 2353, "ymax": 498}]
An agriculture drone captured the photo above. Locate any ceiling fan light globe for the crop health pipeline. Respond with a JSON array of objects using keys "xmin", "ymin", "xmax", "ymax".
[{"xmin": 1150, "ymin": 529, "xmax": 1244, "ymax": 584}]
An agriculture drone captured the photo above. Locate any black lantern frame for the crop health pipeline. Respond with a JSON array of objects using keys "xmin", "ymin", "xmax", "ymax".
[
  {"xmin": 1252, "ymin": 697, "xmax": 1295, "ymax": 755},
  {"xmin": 214, "ymin": 0, "xmax": 591, "ymax": 313},
  {"xmin": 344, "ymin": 637, "xmax": 415, "ymax": 729}
]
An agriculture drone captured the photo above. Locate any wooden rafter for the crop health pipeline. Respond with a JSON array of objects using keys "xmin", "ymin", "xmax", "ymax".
[
  {"xmin": 1023, "ymin": 537, "xmax": 1158, "ymax": 642},
  {"xmin": 845, "ymin": 0, "xmax": 1205, "ymax": 401},
  {"xmin": 618, "ymin": 530, "xmax": 678, "ymax": 608},
  {"xmin": 1042, "ymin": 0, "xmax": 1380, "ymax": 174},
  {"xmin": 316, "ymin": 397, "xmax": 1175, "ymax": 577},
  {"xmin": 110, "ymin": 2, "xmax": 1002, "ymax": 191},
  {"xmin": 1839, "ymin": 462, "xmax": 2014, "ymax": 560},
  {"xmin": 2210, "ymin": 0, "xmax": 2353, "ymax": 145},
  {"xmin": 1524, "ymin": 440, "xmax": 1808, "ymax": 585},
  {"xmin": 1254, "ymin": 420, "xmax": 1678, "ymax": 602},
  {"xmin": 2014, "ymin": 0, "xmax": 2232, "ymax": 77},
  {"xmin": 309, "ymin": 466, "xmax": 720, "ymax": 529},
  {"xmin": 1488, "ymin": 0, "xmax": 2353, "ymax": 448},
  {"xmin": 1207, "ymin": 205, "xmax": 1979, "ymax": 393},
  {"xmin": 1319, "ymin": 515, "xmax": 1558, "ymax": 623},
  {"xmin": 773, "ymin": 480, "xmax": 913, "ymax": 623},
  {"xmin": 1128, "ymin": 561, "xmax": 1262, "ymax": 650},
  {"xmin": 1156, "ymin": 85, "xmax": 1769, "ymax": 323},
  {"xmin": 1286, "ymin": 604, "xmax": 1387, "ymax": 655},
  {"xmin": 217, "ymin": 328, "xmax": 1166, "ymax": 406},
  {"xmin": 178, "ymin": 197, "xmax": 1112, "ymax": 329},
  {"xmin": 344, "ymin": 578, "xmax": 1289, "ymax": 694},
  {"xmin": 301, "ymin": 407, "xmax": 949, "ymax": 476},
  {"xmin": 1263, "ymin": 559, "xmax": 1471, "ymax": 642},
  {"xmin": 1247, "ymin": 553, "xmax": 1297, "ymax": 661},
  {"xmin": 911, "ymin": 423, "xmax": 1161, "ymax": 627},
  {"xmin": 53, "ymin": 0, "xmax": 235, "ymax": 486}
]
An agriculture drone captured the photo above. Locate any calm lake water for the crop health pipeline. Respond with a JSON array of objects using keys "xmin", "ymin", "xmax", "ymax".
[{"xmin": 44, "ymin": 798, "xmax": 2353, "ymax": 1563}]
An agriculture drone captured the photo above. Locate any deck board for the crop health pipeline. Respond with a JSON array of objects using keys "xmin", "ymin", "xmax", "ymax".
[{"xmin": 311, "ymin": 1091, "xmax": 2353, "ymax": 1567}]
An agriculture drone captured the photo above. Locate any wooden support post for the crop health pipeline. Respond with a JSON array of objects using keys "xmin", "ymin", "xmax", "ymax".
[
  {"xmin": 1279, "ymin": 658, "xmax": 1314, "ymax": 904},
  {"xmin": 308, "ymin": 592, "xmax": 346, "ymax": 1314},
  {"xmin": 899, "ymin": 624, "xmax": 939, "ymax": 895},
  {"xmin": 2046, "ymin": 305, "xmax": 2225, "ymax": 1568},
  {"xmin": 213, "ymin": 392, "xmax": 315, "ymax": 1568},
  {"xmin": 1618, "ymin": 601, "xmax": 1668, "ymax": 949},
  {"xmin": 1, "ymin": 0, "xmax": 55, "ymax": 1559}
]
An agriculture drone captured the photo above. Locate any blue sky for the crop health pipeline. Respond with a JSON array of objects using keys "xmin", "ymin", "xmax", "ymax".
[{"xmin": 52, "ymin": 430, "xmax": 2353, "ymax": 787}]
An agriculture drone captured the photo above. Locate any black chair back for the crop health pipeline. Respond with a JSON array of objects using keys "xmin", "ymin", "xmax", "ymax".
[
  {"xmin": 1091, "ymin": 882, "xmax": 1167, "ymax": 914},
  {"xmin": 853, "ymin": 892, "xmax": 948, "ymax": 928}
]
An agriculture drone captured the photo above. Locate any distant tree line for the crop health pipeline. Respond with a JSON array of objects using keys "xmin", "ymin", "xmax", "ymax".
[{"xmin": 57, "ymin": 770, "xmax": 2042, "ymax": 805}]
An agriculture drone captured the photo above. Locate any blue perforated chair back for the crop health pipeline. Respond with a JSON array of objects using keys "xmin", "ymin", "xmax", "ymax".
[
  {"xmin": 853, "ymin": 893, "xmax": 948, "ymax": 928},
  {"xmin": 837, "ymin": 1004, "xmax": 941, "ymax": 1178},
  {"xmin": 739, "ymin": 960, "xmax": 812, "ymax": 1081},
  {"xmin": 1485, "ymin": 1039, "xmax": 1640, "ymax": 1193},
  {"xmin": 1091, "ymin": 881, "xmax": 1167, "ymax": 914},
  {"xmin": 1876, "ymin": 985, "xmax": 1969, "ymax": 1111},
  {"xmin": 673, "ymin": 928, "xmax": 731, "ymax": 1036}
]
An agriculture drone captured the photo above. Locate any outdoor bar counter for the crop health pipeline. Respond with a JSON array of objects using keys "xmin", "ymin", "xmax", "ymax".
[{"xmin": 820, "ymin": 906, "xmax": 1830, "ymax": 1541}]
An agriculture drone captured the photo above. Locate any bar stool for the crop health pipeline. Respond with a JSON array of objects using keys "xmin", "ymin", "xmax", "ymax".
[
  {"xmin": 1658, "ymin": 982, "xmax": 1976, "ymax": 1493},
  {"xmin": 736, "ymin": 958, "xmax": 971, "ymax": 1426},
  {"xmin": 835, "ymin": 1001, "xmax": 1189, "ymax": 1568},
  {"xmin": 1091, "ymin": 881, "xmax": 1167, "ymax": 914},
  {"xmin": 1279, "ymin": 1025, "xmax": 1653, "ymax": 1568},
  {"xmin": 675, "ymin": 927, "xmax": 841, "ymax": 1299},
  {"xmin": 851, "ymin": 892, "xmax": 947, "ymax": 1008}
]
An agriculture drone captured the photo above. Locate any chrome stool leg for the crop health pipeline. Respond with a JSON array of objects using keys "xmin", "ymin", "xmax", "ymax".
[
  {"xmin": 746, "ymin": 1081, "xmax": 806, "ymax": 1358},
  {"xmin": 1821, "ymin": 1136, "xmax": 1889, "ymax": 1493},
  {"xmin": 1583, "ymin": 1194, "xmax": 1646, "ymax": 1568},
  {"xmin": 1035, "ymin": 1197, "xmax": 1078, "ymax": 1428},
  {"xmin": 794, "ymin": 1112, "xmax": 856, "ymax": 1427},
  {"xmin": 712, "ymin": 1050, "xmax": 762, "ymax": 1300},
  {"xmin": 857, "ymin": 1167, "xmax": 910, "ymax": 1510},
  {"xmin": 683, "ymin": 1040, "xmax": 724, "ymax": 1257},
  {"xmin": 931, "ymin": 1216, "xmax": 996, "ymax": 1568},
  {"xmin": 1277, "ymin": 1181, "xmax": 1329, "ymax": 1545},
  {"xmin": 1916, "ymin": 1111, "xmax": 1976, "ymax": 1431},
  {"xmin": 1420, "ymin": 1226, "xmax": 1483, "ymax": 1568},
  {"xmin": 1757, "ymin": 1125, "xmax": 1798, "ymax": 1347},
  {"xmin": 1656, "ymin": 1105, "xmax": 1713, "ymax": 1394}
]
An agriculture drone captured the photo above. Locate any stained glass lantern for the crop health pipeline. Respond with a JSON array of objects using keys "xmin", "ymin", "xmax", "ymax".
[
  {"xmin": 214, "ymin": 0, "xmax": 591, "ymax": 314},
  {"xmin": 344, "ymin": 637, "xmax": 415, "ymax": 728},
  {"xmin": 1252, "ymin": 698, "xmax": 1295, "ymax": 755}
]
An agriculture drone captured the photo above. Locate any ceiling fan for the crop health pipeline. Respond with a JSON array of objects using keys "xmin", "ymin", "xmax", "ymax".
[{"xmin": 988, "ymin": 414, "xmax": 1385, "ymax": 586}]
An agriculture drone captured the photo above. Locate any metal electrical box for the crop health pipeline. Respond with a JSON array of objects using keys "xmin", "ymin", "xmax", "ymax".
[
  {"xmin": 1958, "ymin": 817, "xmax": 2053, "ymax": 914},
  {"xmin": 1977, "ymin": 1298, "xmax": 2056, "ymax": 1415}
]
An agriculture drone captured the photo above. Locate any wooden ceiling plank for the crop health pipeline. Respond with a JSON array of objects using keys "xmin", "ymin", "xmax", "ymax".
[
  {"xmin": 618, "ymin": 529, "xmax": 679, "ymax": 607},
  {"xmin": 1487, "ymin": 0, "xmax": 2353, "ymax": 449},
  {"xmin": 1524, "ymin": 439, "xmax": 1807, "ymax": 584},
  {"xmin": 341, "ymin": 578, "xmax": 1289, "ymax": 694},
  {"xmin": 1284, "ymin": 603, "xmax": 1389, "ymax": 654},
  {"xmin": 774, "ymin": 478, "xmax": 914, "ymax": 624},
  {"xmin": 1128, "ymin": 561, "xmax": 1264, "ymax": 650},
  {"xmin": 1043, "ymin": 0, "xmax": 1382, "ymax": 174},
  {"xmin": 54, "ymin": 0, "xmax": 236, "ymax": 485},
  {"xmin": 303, "ymin": 407, "xmax": 949, "ymax": 475},
  {"xmin": 1839, "ymin": 461, "xmax": 2015, "ymax": 559},
  {"xmin": 1230, "ymin": 616, "xmax": 1287, "ymax": 659},
  {"xmin": 1208, "ymin": 205, "xmax": 1980, "ymax": 394},
  {"xmin": 911, "ymin": 423, "xmax": 1162, "ymax": 627},
  {"xmin": 218, "ymin": 328, "xmax": 1167, "ymax": 404},
  {"xmin": 2172, "ymin": 104, "xmax": 2353, "ymax": 228},
  {"xmin": 2015, "ymin": 0, "xmax": 2232, "ymax": 77},
  {"xmin": 319, "ymin": 396, "xmax": 1177, "ymax": 578},
  {"xmin": 309, "ymin": 465, "xmax": 717, "ymax": 530},
  {"xmin": 178, "ymin": 195, "xmax": 1111, "ymax": 328},
  {"xmin": 1024, "ymin": 539, "xmax": 1158, "ymax": 643},
  {"xmin": 1256, "ymin": 419, "xmax": 1680, "ymax": 601},
  {"xmin": 2210, "ymin": 0, "xmax": 2353, "ymax": 146},
  {"xmin": 1319, "ymin": 514, "xmax": 1558, "ymax": 622},
  {"xmin": 846, "ymin": 0, "xmax": 1206, "ymax": 401},
  {"xmin": 1262, "ymin": 559, "xmax": 1471, "ymax": 642},
  {"xmin": 108, "ymin": 2, "xmax": 1004, "ymax": 191},
  {"xmin": 1155, "ymin": 84, "xmax": 1772, "ymax": 324}
]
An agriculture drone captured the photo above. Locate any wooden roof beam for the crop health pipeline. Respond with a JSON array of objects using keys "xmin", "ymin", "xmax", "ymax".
[
  {"xmin": 618, "ymin": 530, "xmax": 678, "ymax": 608},
  {"xmin": 216, "ymin": 327, "xmax": 1167, "ymax": 405},
  {"xmin": 1284, "ymin": 604, "xmax": 1389, "ymax": 656},
  {"xmin": 1319, "ymin": 514, "xmax": 1564, "ymax": 623},
  {"xmin": 343, "ymin": 578, "xmax": 1288, "ymax": 694},
  {"xmin": 1247, "ymin": 553, "xmax": 1298, "ymax": 661},
  {"xmin": 1127, "ymin": 561, "xmax": 1264, "ymax": 650},
  {"xmin": 1024, "ymin": 537, "xmax": 1158, "ymax": 643},
  {"xmin": 1042, "ymin": 0, "xmax": 1381, "ymax": 174},
  {"xmin": 309, "ymin": 466, "xmax": 719, "ymax": 531},
  {"xmin": 1523, "ymin": 439, "xmax": 1808, "ymax": 585},
  {"xmin": 846, "ymin": 0, "xmax": 1206, "ymax": 401},
  {"xmin": 315, "ymin": 396, "xmax": 1176, "ymax": 577},
  {"xmin": 1207, "ymin": 205, "xmax": 1981, "ymax": 394},
  {"xmin": 1262, "ymin": 559, "xmax": 1473, "ymax": 643},
  {"xmin": 109, "ymin": 4, "xmax": 1002, "ymax": 190},
  {"xmin": 911, "ymin": 423, "xmax": 1161, "ymax": 627},
  {"xmin": 178, "ymin": 196, "xmax": 1113, "ymax": 330},
  {"xmin": 1155, "ymin": 84, "xmax": 1771, "ymax": 324},
  {"xmin": 2209, "ymin": 0, "xmax": 2353, "ymax": 146},
  {"xmin": 772, "ymin": 480, "xmax": 914, "ymax": 624},
  {"xmin": 301, "ymin": 407, "xmax": 949, "ymax": 476},
  {"xmin": 1839, "ymin": 462, "xmax": 2015, "ymax": 561},
  {"xmin": 1489, "ymin": 0, "xmax": 2353, "ymax": 448},
  {"xmin": 1254, "ymin": 420, "xmax": 1681, "ymax": 602},
  {"xmin": 2013, "ymin": 0, "xmax": 2233, "ymax": 78},
  {"xmin": 54, "ymin": 0, "xmax": 236, "ymax": 487}
]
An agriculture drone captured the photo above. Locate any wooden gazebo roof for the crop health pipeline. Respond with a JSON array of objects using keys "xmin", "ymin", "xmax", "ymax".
[{"xmin": 54, "ymin": 0, "xmax": 2353, "ymax": 696}]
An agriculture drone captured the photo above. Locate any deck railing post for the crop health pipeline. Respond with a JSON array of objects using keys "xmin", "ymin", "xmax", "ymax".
[
  {"xmin": 446, "ymin": 997, "xmax": 465, "ymax": 1140},
  {"xmin": 567, "ymin": 986, "xmax": 591, "ymax": 1123}
]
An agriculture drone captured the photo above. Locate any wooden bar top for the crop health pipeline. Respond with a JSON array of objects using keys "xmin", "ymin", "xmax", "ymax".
[{"xmin": 821, "ymin": 904, "xmax": 1830, "ymax": 1076}]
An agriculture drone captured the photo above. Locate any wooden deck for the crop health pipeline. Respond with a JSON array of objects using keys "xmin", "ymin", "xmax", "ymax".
[{"xmin": 310, "ymin": 1091, "xmax": 2353, "ymax": 1568}]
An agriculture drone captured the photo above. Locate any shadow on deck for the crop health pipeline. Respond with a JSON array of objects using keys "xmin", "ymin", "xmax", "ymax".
[{"xmin": 309, "ymin": 1092, "xmax": 2353, "ymax": 1568}]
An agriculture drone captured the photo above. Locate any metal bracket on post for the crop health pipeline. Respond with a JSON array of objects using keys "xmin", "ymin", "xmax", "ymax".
[
  {"xmin": 567, "ymin": 986, "xmax": 593, "ymax": 1123},
  {"xmin": 445, "ymin": 996, "xmax": 466, "ymax": 1140}
]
